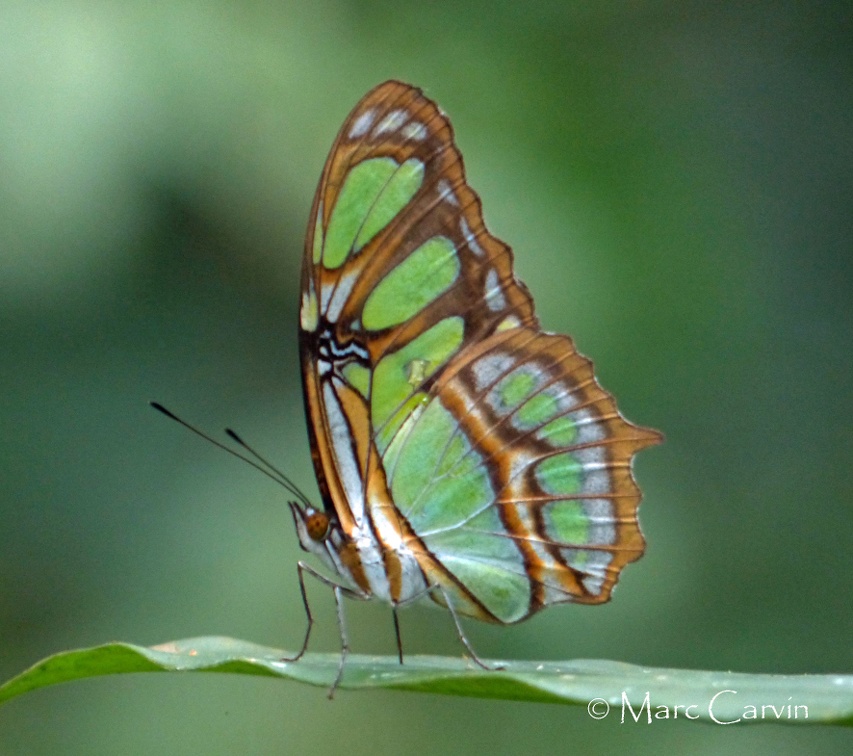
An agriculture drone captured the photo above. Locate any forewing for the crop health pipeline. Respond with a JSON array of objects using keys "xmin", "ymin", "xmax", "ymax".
[{"xmin": 300, "ymin": 81, "xmax": 538, "ymax": 528}]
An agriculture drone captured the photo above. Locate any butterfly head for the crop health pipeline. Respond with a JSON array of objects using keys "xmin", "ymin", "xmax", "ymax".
[
  {"xmin": 288, "ymin": 501, "xmax": 331, "ymax": 547},
  {"xmin": 288, "ymin": 500, "xmax": 352, "ymax": 582}
]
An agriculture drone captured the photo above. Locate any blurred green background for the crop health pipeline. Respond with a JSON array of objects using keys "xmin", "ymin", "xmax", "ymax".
[{"xmin": 1, "ymin": 2, "xmax": 850, "ymax": 753}]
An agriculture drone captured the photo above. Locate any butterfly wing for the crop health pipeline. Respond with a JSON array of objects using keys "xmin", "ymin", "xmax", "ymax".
[
  {"xmin": 299, "ymin": 81, "xmax": 660, "ymax": 616},
  {"xmin": 301, "ymin": 81, "xmax": 536, "ymax": 532},
  {"xmin": 381, "ymin": 326, "xmax": 660, "ymax": 622}
]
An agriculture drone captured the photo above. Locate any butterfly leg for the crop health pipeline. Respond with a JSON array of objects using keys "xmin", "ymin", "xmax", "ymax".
[
  {"xmin": 281, "ymin": 560, "xmax": 364, "ymax": 698},
  {"xmin": 280, "ymin": 561, "xmax": 315, "ymax": 663},
  {"xmin": 390, "ymin": 583, "xmax": 504, "ymax": 671},
  {"xmin": 436, "ymin": 584, "xmax": 505, "ymax": 672},
  {"xmin": 329, "ymin": 583, "xmax": 349, "ymax": 698},
  {"xmin": 391, "ymin": 605, "xmax": 404, "ymax": 664},
  {"xmin": 387, "ymin": 582, "xmax": 441, "ymax": 665}
]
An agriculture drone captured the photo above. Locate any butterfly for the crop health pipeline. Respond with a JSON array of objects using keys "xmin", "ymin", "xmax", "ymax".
[{"xmin": 290, "ymin": 80, "xmax": 661, "ymax": 693}]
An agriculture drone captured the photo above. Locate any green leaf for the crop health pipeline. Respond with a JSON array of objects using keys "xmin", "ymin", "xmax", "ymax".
[{"xmin": 1, "ymin": 637, "xmax": 851, "ymax": 726}]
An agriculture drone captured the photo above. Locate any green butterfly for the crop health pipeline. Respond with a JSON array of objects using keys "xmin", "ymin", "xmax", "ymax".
[{"xmin": 288, "ymin": 81, "xmax": 661, "ymax": 692}]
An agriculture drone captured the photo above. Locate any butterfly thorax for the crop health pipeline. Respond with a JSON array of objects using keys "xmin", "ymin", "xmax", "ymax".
[{"xmin": 289, "ymin": 499, "xmax": 429, "ymax": 605}]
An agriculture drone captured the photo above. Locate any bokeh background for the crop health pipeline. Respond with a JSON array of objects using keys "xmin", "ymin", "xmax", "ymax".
[{"xmin": 1, "ymin": 2, "xmax": 850, "ymax": 753}]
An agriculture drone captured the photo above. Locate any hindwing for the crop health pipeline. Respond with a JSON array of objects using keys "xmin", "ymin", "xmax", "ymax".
[{"xmin": 382, "ymin": 327, "xmax": 658, "ymax": 621}]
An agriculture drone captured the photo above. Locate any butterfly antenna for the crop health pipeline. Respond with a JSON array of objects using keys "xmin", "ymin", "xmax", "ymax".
[
  {"xmin": 149, "ymin": 401, "xmax": 310, "ymax": 505},
  {"xmin": 224, "ymin": 427, "xmax": 312, "ymax": 507}
]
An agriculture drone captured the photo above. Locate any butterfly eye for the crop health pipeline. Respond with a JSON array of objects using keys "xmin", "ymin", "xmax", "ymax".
[{"xmin": 305, "ymin": 511, "xmax": 331, "ymax": 542}]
